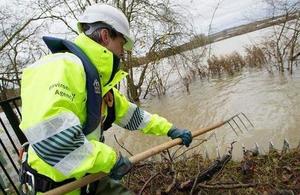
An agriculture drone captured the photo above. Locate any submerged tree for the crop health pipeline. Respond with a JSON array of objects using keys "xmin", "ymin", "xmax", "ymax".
[
  {"xmin": 262, "ymin": 0, "xmax": 300, "ymax": 74},
  {"xmin": 109, "ymin": 0, "xmax": 196, "ymax": 101}
]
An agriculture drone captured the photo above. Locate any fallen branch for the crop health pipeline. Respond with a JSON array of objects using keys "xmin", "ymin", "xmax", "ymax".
[
  {"xmin": 173, "ymin": 139, "xmax": 207, "ymax": 160},
  {"xmin": 179, "ymin": 143, "xmax": 235, "ymax": 192},
  {"xmin": 190, "ymin": 170, "xmax": 201, "ymax": 194},
  {"xmin": 164, "ymin": 174, "xmax": 177, "ymax": 194},
  {"xmin": 114, "ymin": 134, "xmax": 134, "ymax": 156},
  {"xmin": 197, "ymin": 182, "xmax": 259, "ymax": 189},
  {"xmin": 138, "ymin": 172, "xmax": 159, "ymax": 195}
]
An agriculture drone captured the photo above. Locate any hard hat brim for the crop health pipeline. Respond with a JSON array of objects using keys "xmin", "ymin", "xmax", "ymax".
[{"xmin": 123, "ymin": 35, "xmax": 134, "ymax": 51}]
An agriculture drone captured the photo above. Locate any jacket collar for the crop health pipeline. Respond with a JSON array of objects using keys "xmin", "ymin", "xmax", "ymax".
[{"xmin": 74, "ymin": 33, "xmax": 127, "ymax": 94}]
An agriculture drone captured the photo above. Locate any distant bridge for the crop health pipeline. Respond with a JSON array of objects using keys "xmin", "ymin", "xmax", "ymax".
[{"xmin": 130, "ymin": 12, "xmax": 299, "ymax": 67}]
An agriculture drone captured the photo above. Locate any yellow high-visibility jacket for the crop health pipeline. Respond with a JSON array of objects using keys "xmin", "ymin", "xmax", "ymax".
[{"xmin": 19, "ymin": 33, "xmax": 172, "ymax": 194}]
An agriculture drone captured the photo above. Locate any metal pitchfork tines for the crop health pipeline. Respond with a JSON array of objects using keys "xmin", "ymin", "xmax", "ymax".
[
  {"xmin": 204, "ymin": 113, "xmax": 254, "ymax": 158},
  {"xmin": 282, "ymin": 138, "xmax": 290, "ymax": 154},
  {"xmin": 269, "ymin": 141, "xmax": 275, "ymax": 152},
  {"xmin": 225, "ymin": 112, "xmax": 254, "ymax": 136},
  {"xmin": 269, "ymin": 139, "xmax": 291, "ymax": 153}
]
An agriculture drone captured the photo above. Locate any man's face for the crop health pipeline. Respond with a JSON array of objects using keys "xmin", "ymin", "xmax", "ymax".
[
  {"xmin": 107, "ymin": 35, "xmax": 126, "ymax": 58},
  {"xmin": 100, "ymin": 29, "xmax": 126, "ymax": 58}
]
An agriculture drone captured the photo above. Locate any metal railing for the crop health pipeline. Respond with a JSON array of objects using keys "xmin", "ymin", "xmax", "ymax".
[{"xmin": 0, "ymin": 96, "xmax": 26, "ymax": 195}]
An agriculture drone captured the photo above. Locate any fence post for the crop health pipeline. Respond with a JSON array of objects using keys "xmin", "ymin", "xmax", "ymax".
[{"xmin": 1, "ymin": 98, "xmax": 27, "ymax": 145}]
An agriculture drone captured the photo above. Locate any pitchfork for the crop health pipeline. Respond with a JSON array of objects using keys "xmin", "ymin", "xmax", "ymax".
[{"xmin": 45, "ymin": 112, "xmax": 254, "ymax": 195}]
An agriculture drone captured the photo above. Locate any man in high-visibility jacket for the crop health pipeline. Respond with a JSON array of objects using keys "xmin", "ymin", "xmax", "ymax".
[{"xmin": 19, "ymin": 3, "xmax": 192, "ymax": 195}]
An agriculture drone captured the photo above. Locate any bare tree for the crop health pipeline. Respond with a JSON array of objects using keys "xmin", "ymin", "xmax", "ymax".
[
  {"xmin": 115, "ymin": 0, "xmax": 195, "ymax": 101},
  {"xmin": 0, "ymin": 1, "xmax": 52, "ymax": 100},
  {"xmin": 27, "ymin": 0, "xmax": 197, "ymax": 102},
  {"xmin": 262, "ymin": 0, "xmax": 300, "ymax": 74},
  {"xmin": 1, "ymin": 0, "xmax": 200, "ymax": 101},
  {"xmin": 207, "ymin": 0, "xmax": 225, "ymax": 58}
]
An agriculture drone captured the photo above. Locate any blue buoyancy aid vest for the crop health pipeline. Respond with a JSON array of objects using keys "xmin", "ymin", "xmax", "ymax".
[{"xmin": 42, "ymin": 36, "xmax": 102, "ymax": 136}]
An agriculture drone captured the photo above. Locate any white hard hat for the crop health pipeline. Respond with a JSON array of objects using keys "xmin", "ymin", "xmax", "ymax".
[{"xmin": 77, "ymin": 4, "xmax": 134, "ymax": 51}]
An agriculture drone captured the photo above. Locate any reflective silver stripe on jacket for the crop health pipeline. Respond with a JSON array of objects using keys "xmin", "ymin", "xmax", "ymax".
[
  {"xmin": 24, "ymin": 112, "xmax": 81, "ymax": 144},
  {"xmin": 25, "ymin": 112, "xmax": 93, "ymax": 175},
  {"xmin": 28, "ymin": 53, "xmax": 82, "ymax": 68},
  {"xmin": 31, "ymin": 124, "xmax": 84, "ymax": 164},
  {"xmin": 117, "ymin": 103, "xmax": 151, "ymax": 130},
  {"xmin": 54, "ymin": 139, "xmax": 92, "ymax": 175}
]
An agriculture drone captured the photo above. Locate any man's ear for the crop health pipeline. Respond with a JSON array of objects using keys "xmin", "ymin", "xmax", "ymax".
[{"xmin": 99, "ymin": 29, "xmax": 110, "ymax": 45}]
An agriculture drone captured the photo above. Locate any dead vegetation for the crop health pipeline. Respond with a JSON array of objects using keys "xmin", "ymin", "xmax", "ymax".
[
  {"xmin": 205, "ymin": 46, "xmax": 266, "ymax": 79},
  {"xmin": 122, "ymin": 148, "xmax": 300, "ymax": 194},
  {"xmin": 207, "ymin": 52, "xmax": 246, "ymax": 77}
]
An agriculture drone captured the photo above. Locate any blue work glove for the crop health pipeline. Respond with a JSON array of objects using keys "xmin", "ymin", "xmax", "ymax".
[
  {"xmin": 109, "ymin": 154, "xmax": 133, "ymax": 180},
  {"xmin": 167, "ymin": 127, "xmax": 192, "ymax": 147}
]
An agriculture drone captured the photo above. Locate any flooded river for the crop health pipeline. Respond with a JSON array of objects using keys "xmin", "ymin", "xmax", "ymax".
[
  {"xmin": 104, "ymin": 29, "xmax": 300, "ymax": 160},
  {"xmin": 105, "ymin": 66, "xmax": 300, "ymax": 160},
  {"xmin": 106, "ymin": 68, "xmax": 300, "ymax": 158}
]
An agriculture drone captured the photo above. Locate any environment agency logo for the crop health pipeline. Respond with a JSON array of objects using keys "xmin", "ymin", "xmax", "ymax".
[{"xmin": 93, "ymin": 79, "xmax": 101, "ymax": 94}]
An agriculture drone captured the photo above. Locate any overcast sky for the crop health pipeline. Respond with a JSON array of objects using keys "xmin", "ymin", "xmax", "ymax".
[
  {"xmin": 1, "ymin": 0, "xmax": 280, "ymax": 47},
  {"xmin": 176, "ymin": 0, "xmax": 268, "ymax": 34},
  {"xmin": 1, "ymin": 0, "xmax": 270, "ymax": 35}
]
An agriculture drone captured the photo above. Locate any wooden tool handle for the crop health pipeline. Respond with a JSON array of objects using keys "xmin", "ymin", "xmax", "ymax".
[{"xmin": 44, "ymin": 121, "xmax": 225, "ymax": 195}]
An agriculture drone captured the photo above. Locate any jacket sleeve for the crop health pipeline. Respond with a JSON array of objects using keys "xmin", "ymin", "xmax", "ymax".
[
  {"xmin": 24, "ymin": 112, "xmax": 117, "ymax": 180},
  {"xmin": 113, "ymin": 88, "xmax": 173, "ymax": 135},
  {"xmin": 20, "ymin": 53, "xmax": 117, "ymax": 180}
]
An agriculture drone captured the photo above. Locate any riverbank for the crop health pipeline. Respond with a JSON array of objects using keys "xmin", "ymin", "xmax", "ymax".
[{"xmin": 122, "ymin": 148, "xmax": 300, "ymax": 194}]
